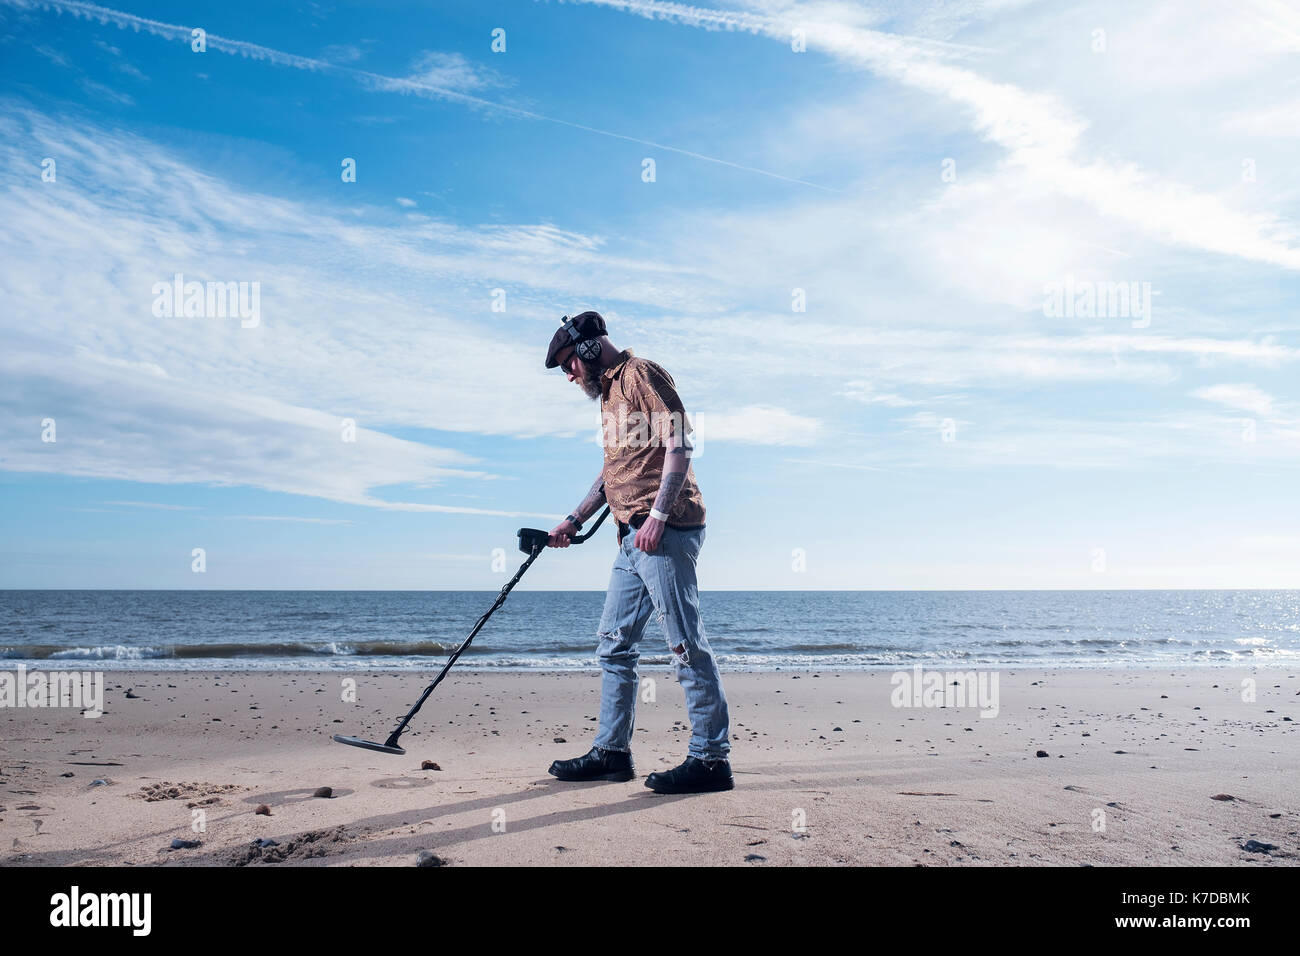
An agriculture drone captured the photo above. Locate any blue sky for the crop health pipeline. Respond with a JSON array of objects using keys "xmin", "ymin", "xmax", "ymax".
[{"xmin": 2, "ymin": 0, "xmax": 1299, "ymax": 589}]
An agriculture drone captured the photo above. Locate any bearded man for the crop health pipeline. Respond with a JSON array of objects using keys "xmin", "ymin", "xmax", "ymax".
[{"xmin": 542, "ymin": 311, "xmax": 733, "ymax": 794}]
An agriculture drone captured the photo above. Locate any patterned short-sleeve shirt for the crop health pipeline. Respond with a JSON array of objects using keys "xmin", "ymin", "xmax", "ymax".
[{"xmin": 599, "ymin": 349, "xmax": 706, "ymax": 528}]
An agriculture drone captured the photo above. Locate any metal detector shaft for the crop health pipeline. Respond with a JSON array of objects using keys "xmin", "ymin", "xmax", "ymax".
[{"xmin": 374, "ymin": 506, "xmax": 610, "ymax": 751}]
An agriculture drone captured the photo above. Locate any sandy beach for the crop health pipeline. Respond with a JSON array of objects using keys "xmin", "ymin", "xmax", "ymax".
[{"xmin": 2, "ymin": 667, "xmax": 1296, "ymax": 866}]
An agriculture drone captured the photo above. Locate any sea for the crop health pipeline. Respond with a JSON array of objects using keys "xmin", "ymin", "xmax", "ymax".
[{"xmin": 2, "ymin": 589, "xmax": 1298, "ymax": 671}]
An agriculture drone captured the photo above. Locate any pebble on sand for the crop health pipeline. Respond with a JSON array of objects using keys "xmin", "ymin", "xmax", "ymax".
[
  {"xmin": 1035, "ymin": 750, "xmax": 1050, "ymax": 758},
  {"xmin": 170, "ymin": 838, "xmax": 201, "ymax": 850},
  {"xmin": 312, "ymin": 787, "xmax": 332, "ymax": 798},
  {"xmin": 255, "ymin": 804, "xmax": 272, "ymax": 815},
  {"xmin": 421, "ymin": 760, "xmax": 442, "ymax": 771},
  {"xmin": 416, "ymin": 850, "xmax": 447, "ymax": 867}
]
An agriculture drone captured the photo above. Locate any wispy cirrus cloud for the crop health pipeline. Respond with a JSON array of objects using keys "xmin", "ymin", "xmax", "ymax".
[
  {"xmin": 569, "ymin": 0, "xmax": 1300, "ymax": 270},
  {"xmin": 403, "ymin": 50, "xmax": 504, "ymax": 93},
  {"xmin": 0, "ymin": 103, "xmax": 842, "ymax": 512},
  {"xmin": 0, "ymin": 0, "xmax": 831, "ymax": 189},
  {"xmin": 841, "ymin": 382, "xmax": 922, "ymax": 407},
  {"xmin": 1194, "ymin": 383, "xmax": 1277, "ymax": 417}
]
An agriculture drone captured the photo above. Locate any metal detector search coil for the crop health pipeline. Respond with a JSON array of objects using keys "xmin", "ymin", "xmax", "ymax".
[{"xmin": 332, "ymin": 507, "xmax": 610, "ymax": 756}]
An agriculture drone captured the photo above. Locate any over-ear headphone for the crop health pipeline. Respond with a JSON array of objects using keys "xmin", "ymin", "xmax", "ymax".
[{"xmin": 561, "ymin": 314, "xmax": 603, "ymax": 363}]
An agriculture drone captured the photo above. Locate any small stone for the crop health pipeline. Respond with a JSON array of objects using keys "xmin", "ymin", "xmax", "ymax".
[
  {"xmin": 552, "ymin": 737, "xmax": 566, "ymax": 744},
  {"xmin": 61, "ymin": 772, "xmax": 74, "ymax": 778},
  {"xmin": 170, "ymin": 838, "xmax": 201, "ymax": 850},
  {"xmin": 312, "ymin": 787, "xmax": 332, "ymax": 798},
  {"xmin": 421, "ymin": 761, "xmax": 441, "ymax": 771},
  {"xmin": 744, "ymin": 853, "xmax": 767, "ymax": 862},
  {"xmin": 125, "ymin": 689, "xmax": 140, "ymax": 699},
  {"xmin": 1210, "ymin": 794, "xmax": 1235, "ymax": 801},
  {"xmin": 255, "ymin": 804, "xmax": 271, "ymax": 815},
  {"xmin": 89, "ymin": 779, "xmax": 109, "ymax": 787},
  {"xmin": 1241, "ymin": 840, "xmax": 1276, "ymax": 854},
  {"xmin": 416, "ymin": 850, "xmax": 447, "ymax": 867},
  {"xmin": 1035, "ymin": 750, "xmax": 1049, "ymax": 758},
  {"xmin": 256, "ymin": 838, "xmax": 280, "ymax": 848}
]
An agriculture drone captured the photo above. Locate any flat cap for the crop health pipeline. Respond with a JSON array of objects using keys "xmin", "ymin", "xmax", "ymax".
[{"xmin": 544, "ymin": 311, "xmax": 608, "ymax": 368}]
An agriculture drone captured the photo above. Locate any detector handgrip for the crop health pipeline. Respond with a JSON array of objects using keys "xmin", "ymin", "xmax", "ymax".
[{"xmin": 517, "ymin": 506, "xmax": 610, "ymax": 553}]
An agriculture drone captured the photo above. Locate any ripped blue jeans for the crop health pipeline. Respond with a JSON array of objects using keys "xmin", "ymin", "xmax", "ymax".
[{"xmin": 593, "ymin": 522, "xmax": 730, "ymax": 762}]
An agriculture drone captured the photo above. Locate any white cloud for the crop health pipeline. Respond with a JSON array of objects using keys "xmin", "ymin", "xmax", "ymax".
[
  {"xmin": 1223, "ymin": 100, "xmax": 1300, "ymax": 138},
  {"xmin": 5, "ymin": 0, "xmax": 1300, "ymax": 495},
  {"xmin": 695, "ymin": 405, "xmax": 824, "ymax": 446},
  {"xmin": 8, "ymin": 0, "xmax": 825, "ymax": 189},
  {"xmin": 404, "ymin": 51, "xmax": 501, "ymax": 93},
  {"xmin": 320, "ymin": 44, "xmax": 365, "ymax": 65},
  {"xmin": 841, "ymin": 381, "xmax": 921, "ymax": 406},
  {"xmin": 573, "ymin": 0, "xmax": 1300, "ymax": 270},
  {"xmin": 1193, "ymin": 383, "xmax": 1276, "ymax": 417}
]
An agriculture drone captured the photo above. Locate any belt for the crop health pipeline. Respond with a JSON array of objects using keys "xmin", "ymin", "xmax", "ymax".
[{"xmin": 617, "ymin": 512, "xmax": 706, "ymax": 538}]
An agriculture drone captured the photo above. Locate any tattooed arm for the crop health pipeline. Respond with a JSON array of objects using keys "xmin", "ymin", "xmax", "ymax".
[
  {"xmin": 573, "ymin": 472, "xmax": 607, "ymax": 524},
  {"xmin": 548, "ymin": 471, "xmax": 606, "ymax": 548},
  {"xmin": 635, "ymin": 428, "xmax": 691, "ymax": 553},
  {"xmin": 652, "ymin": 445, "xmax": 688, "ymax": 515}
]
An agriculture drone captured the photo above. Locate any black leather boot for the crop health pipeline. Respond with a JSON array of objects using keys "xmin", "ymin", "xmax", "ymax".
[
  {"xmin": 645, "ymin": 756, "xmax": 734, "ymax": 794},
  {"xmin": 548, "ymin": 745, "xmax": 635, "ymax": 782}
]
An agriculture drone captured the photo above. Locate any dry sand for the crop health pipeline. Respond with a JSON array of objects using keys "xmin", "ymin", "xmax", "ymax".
[{"xmin": 1, "ymin": 667, "xmax": 1296, "ymax": 866}]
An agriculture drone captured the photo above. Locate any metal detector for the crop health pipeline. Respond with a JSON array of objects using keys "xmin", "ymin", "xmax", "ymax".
[{"xmin": 332, "ymin": 507, "xmax": 610, "ymax": 756}]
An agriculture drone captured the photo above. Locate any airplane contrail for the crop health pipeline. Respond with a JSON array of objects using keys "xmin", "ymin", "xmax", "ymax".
[{"xmin": 6, "ymin": 0, "xmax": 838, "ymax": 190}]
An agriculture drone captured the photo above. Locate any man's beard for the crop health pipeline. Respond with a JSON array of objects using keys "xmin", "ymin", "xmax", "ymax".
[{"xmin": 580, "ymin": 367, "xmax": 603, "ymax": 400}]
